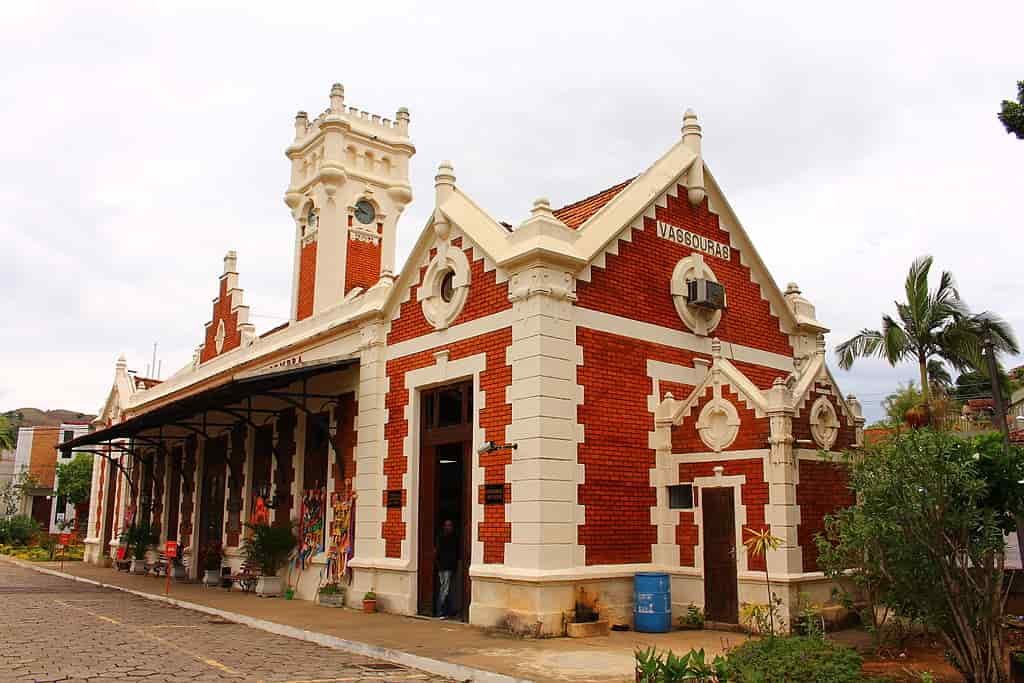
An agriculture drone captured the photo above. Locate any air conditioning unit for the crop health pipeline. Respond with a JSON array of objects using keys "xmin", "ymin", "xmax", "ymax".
[{"xmin": 687, "ymin": 279, "xmax": 726, "ymax": 310}]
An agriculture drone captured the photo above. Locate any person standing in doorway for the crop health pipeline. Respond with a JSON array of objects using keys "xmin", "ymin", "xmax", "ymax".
[{"xmin": 435, "ymin": 518, "xmax": 458, "ymax": 618}]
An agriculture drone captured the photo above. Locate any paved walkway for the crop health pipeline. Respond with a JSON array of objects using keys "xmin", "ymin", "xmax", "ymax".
[
  {"xmin": 4, "ymin": 558, "xmax": 747, "ymax": 682},
  {"xmin": 0, "ymin": 558, "xmax": 449, "ymax": 683}
]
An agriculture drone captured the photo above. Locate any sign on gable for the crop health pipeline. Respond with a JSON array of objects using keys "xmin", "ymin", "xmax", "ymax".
[{"xmin": 657, "ymin": 220, "xmax": 731, "ymax": 261}]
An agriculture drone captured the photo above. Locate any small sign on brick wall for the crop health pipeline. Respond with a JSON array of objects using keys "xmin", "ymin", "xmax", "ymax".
[
  {"xmin": 484, "ymin": 484, "xmax": 506, "ymax": 505},
  {"xmin": 385, "ymin": 489, "xmax": 403, "ymax": 508}
]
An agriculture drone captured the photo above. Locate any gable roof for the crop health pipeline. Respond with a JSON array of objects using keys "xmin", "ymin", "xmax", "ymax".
[{"xmin": 552, "ymin": 178, "xmax": 635, "ymax": 229}]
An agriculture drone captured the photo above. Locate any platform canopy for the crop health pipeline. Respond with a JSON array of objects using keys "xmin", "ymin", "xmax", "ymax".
[{"xmin": 61, "ymin": 356, "xmax": 357, "ymax": 456}]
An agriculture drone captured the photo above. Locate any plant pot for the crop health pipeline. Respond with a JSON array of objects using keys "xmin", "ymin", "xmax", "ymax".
[
  {"xmin": 318, "ymin": 591, "xmax": 345, "ymax": 607},
  {"xmin": 363, "ymin": 598, "xmax": 377, "ymax": 613},
  {"xmin": 256, "ymin": 575, "xmax": 283, "ymax": 597},
  {"xmin": 566, "ymin": 620, "xmax": 610, "ymax": 638},
  {"xmin": 130, "ymin": 558, "xmax": 147, "ymax": 575},
  {"xmin": 202, "ymin": 569, "xmax": 221, "ymax": 586}
]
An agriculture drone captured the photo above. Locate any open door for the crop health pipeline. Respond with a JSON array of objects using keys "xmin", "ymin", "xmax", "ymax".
[
  {"xmin": 417, "ymin": 381, "xmax": 473, "ymax": 620},
  {"xmin": 702, "ymin": 487, "xmax": 739, "ymax": 624}
]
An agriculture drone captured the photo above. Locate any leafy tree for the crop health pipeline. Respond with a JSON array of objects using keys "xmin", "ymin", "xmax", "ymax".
[
  {"xmin": 999, "ymin": 80, "xmax": 1024, "ymax": 139},
  {"xmin": 0, "ymin": 414, "xmax": 15, "ymax": 451},
  {"xmin": 881, "ymin": 381, "xmax": 923, "ymax": 428},
  {"xmin": 55, "ymin": 454, "xmax": 93, "ymax": 507},
  {"xmin": 836, "ymin": 256, "xmax": 1018, "ymax": 406},
  {"xmin": 817, "ymin": 430, "xmax": 1024, "ymax": 682}
]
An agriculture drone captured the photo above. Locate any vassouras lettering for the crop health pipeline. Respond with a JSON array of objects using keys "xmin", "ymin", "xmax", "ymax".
[{"xmin": 656, "ymin": 220, "xmax": 731, "ymax": 260}]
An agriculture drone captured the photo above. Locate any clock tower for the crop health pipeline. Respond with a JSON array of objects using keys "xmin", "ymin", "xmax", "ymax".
[{"xmin": 284, "ymin": 84, "xmax": 415, "ymax": 321}]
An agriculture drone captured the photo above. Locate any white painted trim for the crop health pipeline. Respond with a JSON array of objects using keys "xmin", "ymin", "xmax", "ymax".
[
  {"xmin": 399, "ymin": 351, "xmax": 488, "ymax": 585},
  {"xmin": 576, "ymin": 307, "xmax": 794, "ymax": 372},
  {"xmin": 692, "ymin": 472, "xmax": 748, "ymax": 575},
  {"xmin": 386, "ymin": 308, "xmax": 515, "ymax": 361}
]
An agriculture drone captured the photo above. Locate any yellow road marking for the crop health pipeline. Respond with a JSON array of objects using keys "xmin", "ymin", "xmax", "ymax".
[{"xmin": 53, "ymin": 599, "xmax": 241, "ymax": 676}]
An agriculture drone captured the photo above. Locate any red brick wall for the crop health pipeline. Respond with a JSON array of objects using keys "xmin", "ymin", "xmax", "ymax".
[
  {"xmin": 676, "ymin": 458, "xmax": 769, "ymax": 571},
  {"xmin": 345, "ymin": 228, "xmax": 382, "ymax": 294},
  {"xmin": 796, "ymin": 459, "xmax": 854, "ymax": 572},
  {"xmin": 273, "ymin": 409, "xmax": 296, "ymax": 527},
  {"xmin": 200, "ymin": 277, "xmax": 243, "ymax": 363},
  {"xmin": 332, "ymin": 393, "xmax": 357, "ymax": 495},
  {"xmin": 388, "ymin": 238, "xmax": 511, "ymax": 346},
  {"xmin": 577, "ymin": 328, "xmax": 700, "ymax": 565},
  {"xmin": 383, "ymin": 329, "xmax": 513, "ymax": 562},
  {"xmin": 296, "ymin": 240, "xmax": 317, "ymax": 321},
  {"xmin": 575, "ymin": 186, "xmax": 792, "ymax": 358},
  {"xmin": 792, "ymin": 382, "xmax": 857, "ymax": 451},
  {"xmin": 671, "ymin": 385, "xmax": 770, "ymax": 453},
  {"xmin": 179, "ymin": 438, "xmax": 197, "ymax": 549}
]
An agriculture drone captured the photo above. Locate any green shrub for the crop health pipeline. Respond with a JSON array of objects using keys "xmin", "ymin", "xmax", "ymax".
[
  {"xmin": 242, "ymin": 522, "xmax": 296, "ymax": 576},
  {"xmin": 0, "ymin": 515, "xmax": 41, "ymax": 546},
  {"xmin": 724, "ymin": 636, "xmax": 864, "ymax": 682}
]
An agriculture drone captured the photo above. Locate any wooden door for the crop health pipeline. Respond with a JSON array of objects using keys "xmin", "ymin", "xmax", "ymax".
[
  {"xmin": 702, "ymin": 487, "xmax": 739, "ymax": 623},
  {"xmin": 197, "ymin": 440, "xmax": 227, "ymax": 570}
]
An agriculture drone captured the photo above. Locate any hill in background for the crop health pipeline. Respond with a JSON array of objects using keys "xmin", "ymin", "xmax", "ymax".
[{"xmin": 4, "ymin": 408, "xmax": 95, "ymax": 430}]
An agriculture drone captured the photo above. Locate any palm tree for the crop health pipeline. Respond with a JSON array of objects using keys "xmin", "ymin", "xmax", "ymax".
[{"xmin": 835, "ymin": 256, "xmax": 1017, "ymax": 406}]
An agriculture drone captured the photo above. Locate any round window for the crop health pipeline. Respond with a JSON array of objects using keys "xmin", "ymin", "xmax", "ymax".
[{"xmin": 440, "ymin": 270, "xmax": 455, "ymax": 303}]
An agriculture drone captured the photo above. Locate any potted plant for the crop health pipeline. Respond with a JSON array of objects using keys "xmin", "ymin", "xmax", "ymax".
[
  {"xmin": 119, "ymin": 521, "xmax": 157, "ymax": 574},
  {"xmin": 363, "ymin": 590, "xmax": 377, "ymax": 613},
  {"xmin": 202, "ymin": 543, "xmax": 223, "ymax": 585},
  {"xmin": 242, "ymin": 522, "xmax": 296, "ymax": 598},
  {"xmin": 318, "ymin": 582, "xmax": 346, "ymax": 607},
  {"xmin": 678, "ymin": 603, "xmax": 705, "ymax": 630}
]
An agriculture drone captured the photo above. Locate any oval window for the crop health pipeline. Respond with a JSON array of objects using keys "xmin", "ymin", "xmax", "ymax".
[{"xmin": 440, "ymin": 270, "xmax": 455, "ymax": 303}]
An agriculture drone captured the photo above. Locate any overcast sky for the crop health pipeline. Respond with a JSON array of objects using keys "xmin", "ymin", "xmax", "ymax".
[{"xmin": 2, "ymin": 1, "xmax": 1021, "ymax": 424}]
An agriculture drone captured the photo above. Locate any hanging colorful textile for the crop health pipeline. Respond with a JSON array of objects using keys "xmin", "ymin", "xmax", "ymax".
[
  {"xmin": 296, "ymin": 488, "xmax": 325, "ymax": 570},
  {"xmin": 327, "ymin": 492, "xmax": 356, "ymax": 584},
  {"xmin": 250, "ymin": 495, "xmax": 269, "ymax": 526}
]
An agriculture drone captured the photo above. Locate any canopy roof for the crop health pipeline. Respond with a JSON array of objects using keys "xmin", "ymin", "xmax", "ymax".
[{"xmin": 62, "ymin": 356, "xmax": 356, "ymax": 452}]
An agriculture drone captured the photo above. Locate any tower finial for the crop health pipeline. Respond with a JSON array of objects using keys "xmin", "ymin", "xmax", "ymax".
[
  {"xmin": 682, "ymin": 108, "xmax": 705, "ymax": 206},
  {"xmin": 396, "ymin": 107, "xmax": 410, "ymax": 134},
  {"xmin": 435, "ymin": 160, "xmax": 455, "ymax": 203},
  {"xmin": 294, "ymin": 111, "xmax": 309, "ymax": 141},
  {"xmin": 330, "ymin": 83, "xmax": 345, "ymax": 113}
]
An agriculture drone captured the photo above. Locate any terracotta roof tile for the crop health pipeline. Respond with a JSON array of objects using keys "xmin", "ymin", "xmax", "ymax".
[{"xmin": 552, "ymin": 177, "xmax": 635, "ymax": 229}]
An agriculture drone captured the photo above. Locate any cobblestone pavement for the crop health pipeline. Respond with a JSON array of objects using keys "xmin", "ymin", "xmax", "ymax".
[{"xmin": 0, "ymin": 560, "xmax": 452, "ymax": 683}]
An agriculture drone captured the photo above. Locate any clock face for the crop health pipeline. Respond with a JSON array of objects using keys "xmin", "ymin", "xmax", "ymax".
[{"xmin": 354, "ymin": 200, "xmax": 376, "ymax": 225}]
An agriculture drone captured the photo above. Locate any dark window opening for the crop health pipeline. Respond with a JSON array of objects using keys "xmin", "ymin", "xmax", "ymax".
[
  {"xmin": 440, "ymin": 270, "xmax": 455, "ymax": 303},
  {"xmin": 437, "ymin": 387, "xmax": 465, "ymax": 427},
  {"xmin": 63, "ymin": 430, "xmax": 74, "ymax": 444},
  {"xmin": 669, "ymin": 484, "xmax": 694, "ymax": 510}
]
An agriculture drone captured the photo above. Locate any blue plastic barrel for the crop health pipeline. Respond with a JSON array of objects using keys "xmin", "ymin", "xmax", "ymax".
[{"xmin": 634, "ymin": 572, "xmax": 671, "ymax": 633}]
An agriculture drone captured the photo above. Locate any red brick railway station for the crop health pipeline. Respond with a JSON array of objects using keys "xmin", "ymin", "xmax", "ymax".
[{"xmin": 69, "ymin": 84, "xmax": 864, "ymax": 635}]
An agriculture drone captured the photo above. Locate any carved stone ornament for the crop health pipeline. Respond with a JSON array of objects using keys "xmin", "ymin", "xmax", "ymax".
[
  {"xmin": 418, "ymin": 244, "xmax": 470, "ymax": 330},
  {"xmin": 670, "ymin": 254, "xmax": 722, "ymax": 336},
  {"xmin": 214, "ymin": 319, "xmax": 226, "ymax": 354},
  {"xmin": 809, "ymin": 395, "xmax": 840, "ymax": 450},
  {"xmin": 696, "ymin": 396, "xmax": 741, "ymax": 452}
]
